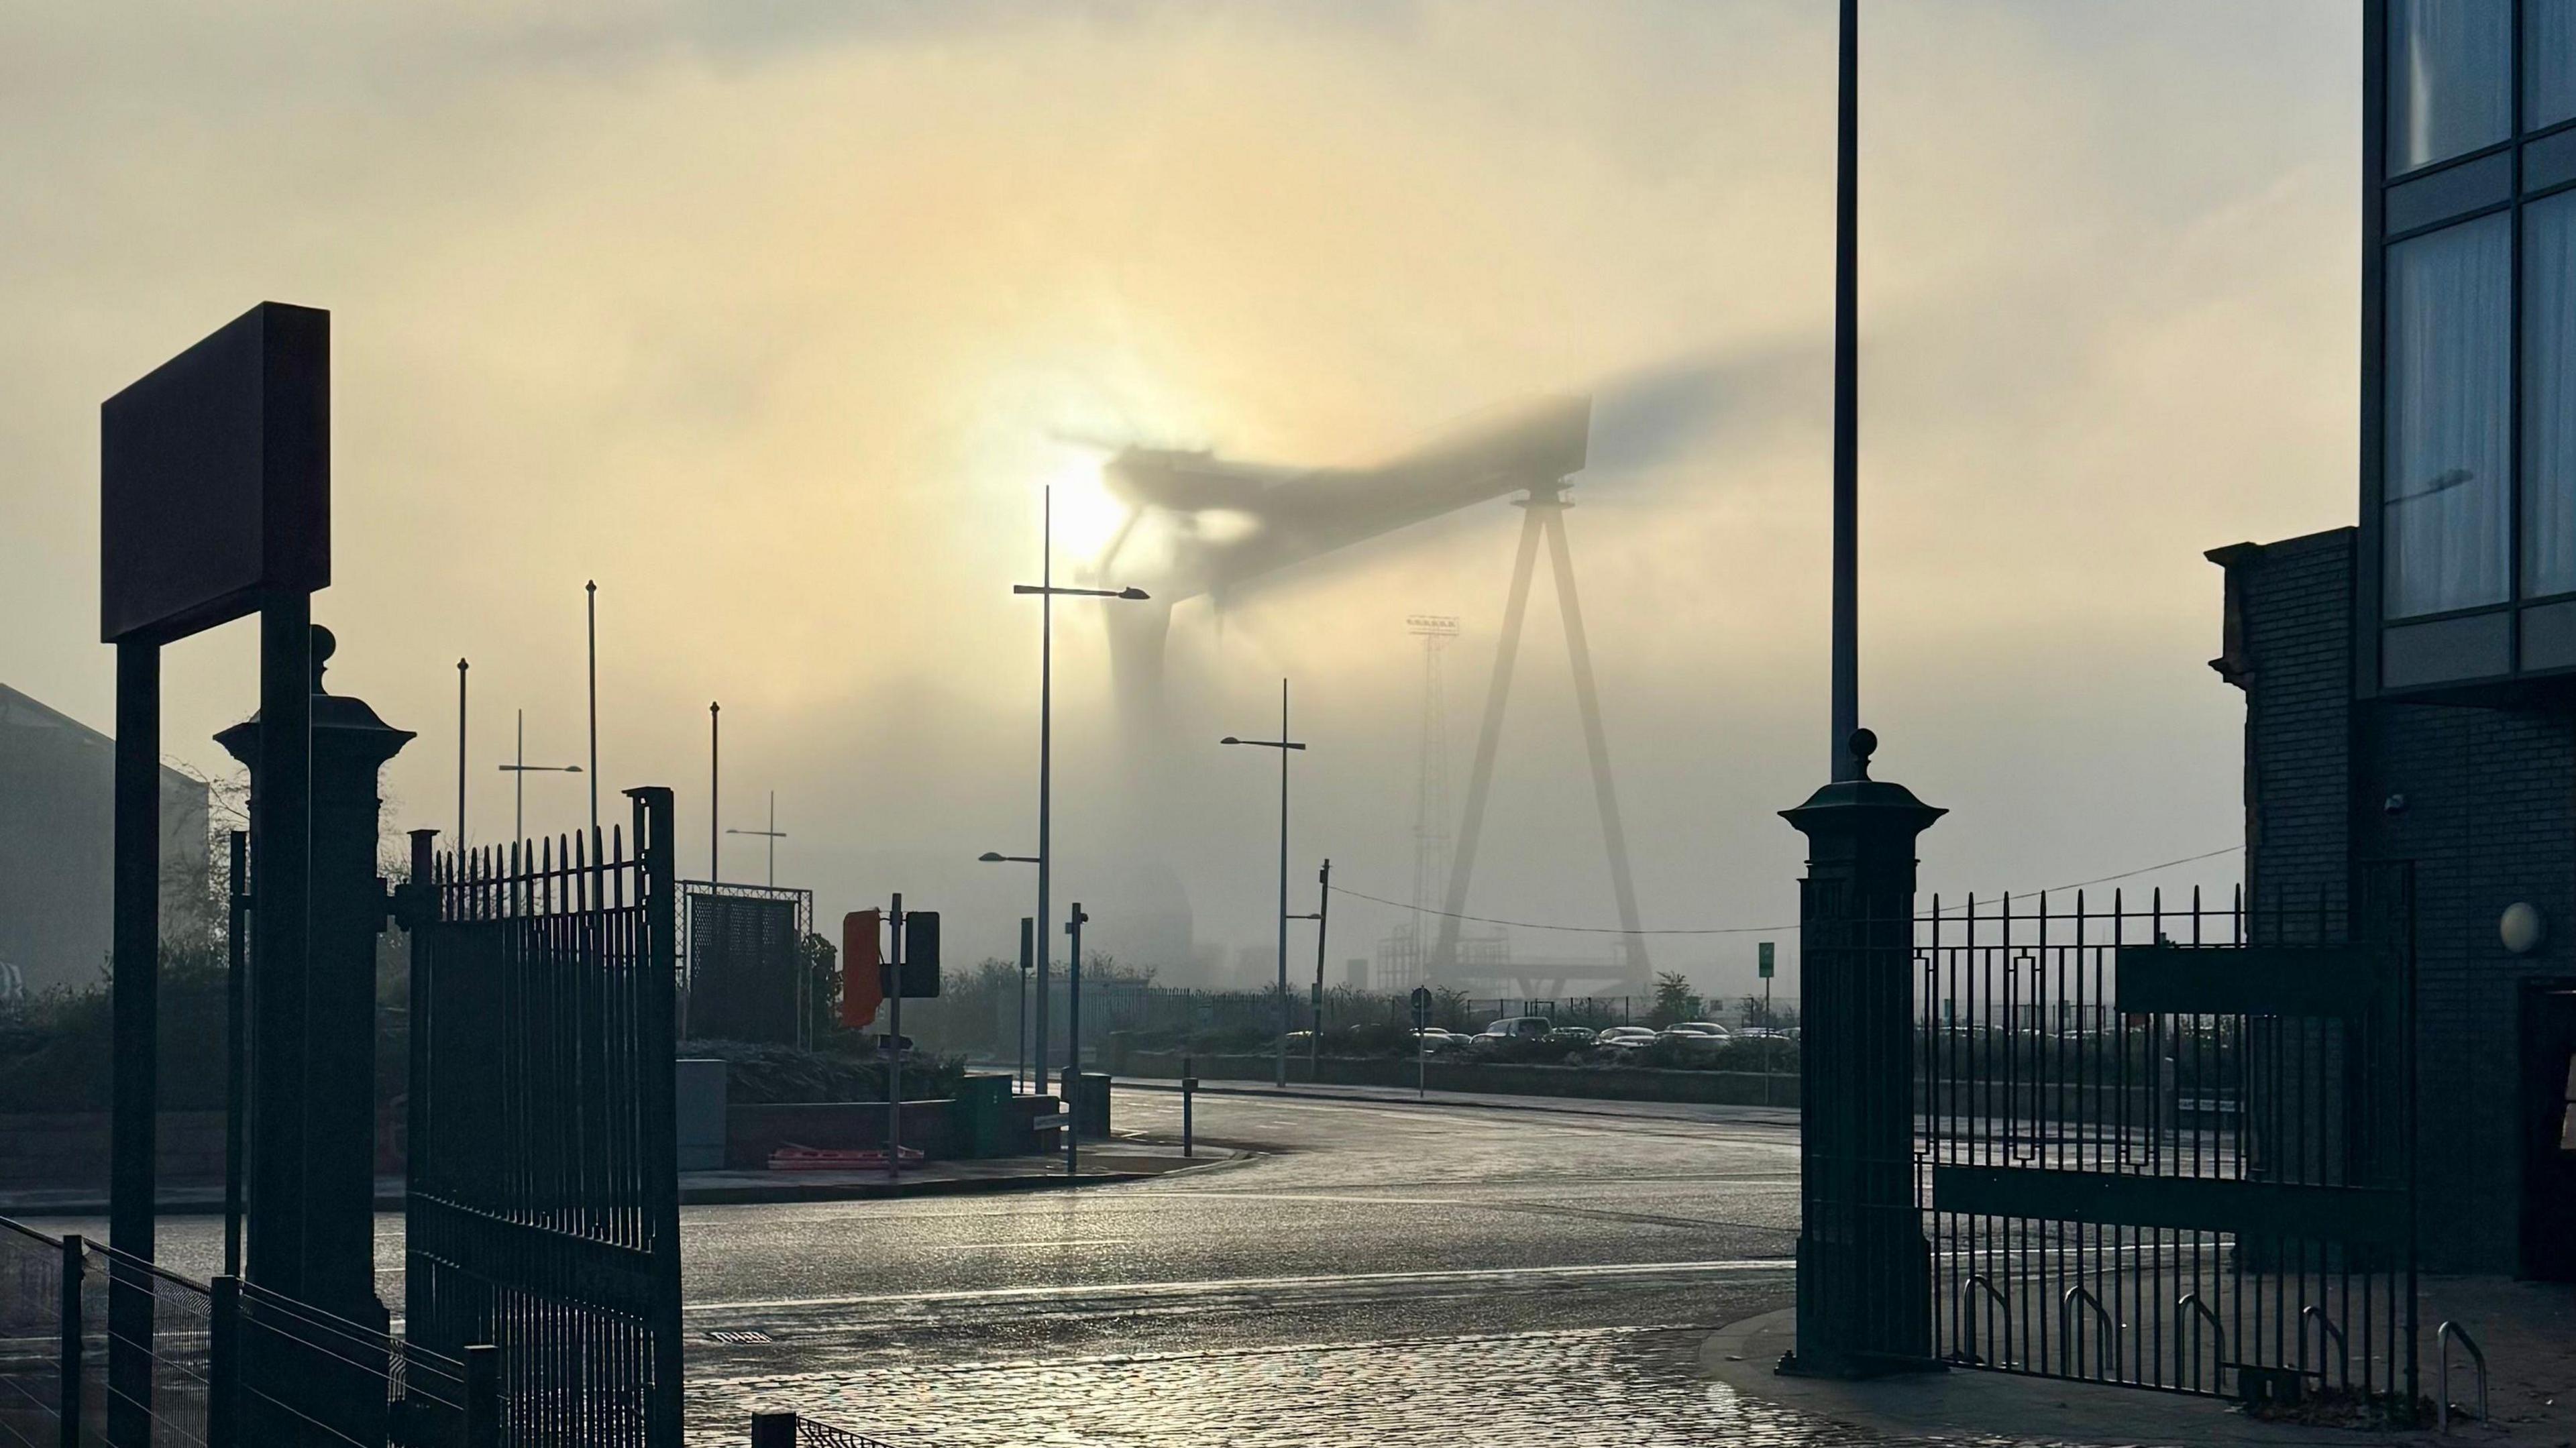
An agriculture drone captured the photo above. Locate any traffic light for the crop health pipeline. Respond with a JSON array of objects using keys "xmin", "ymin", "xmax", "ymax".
[
  {"xmin": 841, "ymin": 909, "xmax": 883, "ymax": 1028},
  {"xmin": 900, "ymin": 911, "xmax": 941, "ymax": 998}
]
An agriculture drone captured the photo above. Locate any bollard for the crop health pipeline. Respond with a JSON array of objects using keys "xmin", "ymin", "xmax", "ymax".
[
  {"xmin": 749, "ymin": 1409, "xmax": 798, "ymax": 1448},
  {"xmin": 1182, "ymin": 1064, "xmax": 1197, "ymax": 1159}
]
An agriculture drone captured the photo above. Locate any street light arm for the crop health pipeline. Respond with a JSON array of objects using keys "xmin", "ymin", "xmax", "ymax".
[
  {"xmin": 1014, "ymin": 583, "xmax": 1151, "ymax": 600},
  {"xmin": 1220, "ymin": 738, "xmax": 1307, "ymax": 750},
  {"xmin": 497, "ymin": 763, "xmax": 583, "ymax": 773}
]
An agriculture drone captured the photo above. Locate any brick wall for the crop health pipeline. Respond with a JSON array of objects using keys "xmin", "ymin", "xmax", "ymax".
[{"xmin": 2229, "ymin": 524, "xmax": 2576, "ymax": 1271}]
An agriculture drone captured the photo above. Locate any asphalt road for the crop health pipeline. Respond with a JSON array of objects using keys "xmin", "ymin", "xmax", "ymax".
[
  {"xmin": 681, "ymin": 1087, "xmax": 1803, "ymax": 1445},
  {"xmin": 30, "ymin": 1088, "xmax": 1810, "ymax": 1445}
]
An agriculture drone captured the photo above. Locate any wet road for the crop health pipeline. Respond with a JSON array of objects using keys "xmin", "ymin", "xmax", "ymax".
[
  {"xmin": 35, "ymin": 1089, "xmax": 1810, "ymax": 1445},
  {"xmin": 679, "ymin": 1088, "xmax": 1804, "ymax": 1445}
]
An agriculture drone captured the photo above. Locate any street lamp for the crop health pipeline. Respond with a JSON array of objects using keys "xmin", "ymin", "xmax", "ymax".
[
  {"xmin": 1012, "ymin": 482, "xmax": 1151, "ymax": 1113},
  {"xmin": 495, "ymin": 708, "xmax": 582, "ymax": 843},
  {"xmin": 1221, "ymin": 677, "xmax": 1307, "ymax": 1089},
  {"xmin": 726, "ymin": 789, "xmax": 787, "ymax": 885},
  {"xmin": 978, "ymin": 852, "xmax": 1040, "ymax": 1091}
]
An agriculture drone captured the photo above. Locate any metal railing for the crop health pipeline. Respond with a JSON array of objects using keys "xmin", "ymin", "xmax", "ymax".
[
  {"xmin": 2436, "ymin": 1320, "xmax": 2486, "ymax": 1431},
  {"xmin": 749, "ymin": 1409, "xmax": 913, "ymax": 1448}
]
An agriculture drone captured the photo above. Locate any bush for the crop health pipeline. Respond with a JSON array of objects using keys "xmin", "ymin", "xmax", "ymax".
[
  {"xmin": 0, "ymin": 944, "xmax": 231, "ymax": 1113},
  {"xmin": 679, "ymin": 1038, "xmax": 971, "ymax": 1104}
]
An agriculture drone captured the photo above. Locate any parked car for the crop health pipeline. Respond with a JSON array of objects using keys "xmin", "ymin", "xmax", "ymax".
[
  {"xmin": 1542, "ymin": 1025, "xmax": 1598, "ymax": 1048},
  {"xmin": 1594, "ymin": 1025, "xmax": 1659, "ymax": 1056},
  {"xmin": 1470, "ymin": 1016, "xmax": 1555, "ymax": 1052},
  {"xmin": 1409, "ymin": 1027, "xmax": 1470, "ymax": 1054},
  {"xmin": 1656, "ymin": 1022, "xmax": 1733, "ymax": 1056}
]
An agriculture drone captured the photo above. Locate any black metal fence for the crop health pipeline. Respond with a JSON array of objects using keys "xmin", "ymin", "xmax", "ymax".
[
  {"xmin": 745, "ymin": 1409, "xmax": 910, "ymax": 1448},
  {"xmin": 0, "ymin": 1215, "xmax": 490, "ymax": 1448},
  {"xmin": 1919, "ymin": 879, "xmax": 2418, "ymax": 1405},
  {"xmin": 405, "ymin": 787, "xmax": 682, "ymax": 1448}
]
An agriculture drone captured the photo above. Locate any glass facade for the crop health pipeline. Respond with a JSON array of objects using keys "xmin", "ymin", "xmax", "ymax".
[
  {"xmin": 2390, "ymin": 0, "xmax": 2514, "ymax": 174},
  {"xmin": 2535, "ymin": 0, "xmax": 2576, "ymax": 130},
  {"xmin": 2532, "ymin": 194, "xmax": 2576, "ymax": 596},
  {"xmin": 2387, "ymin": 215, "xmax": 2514, "ymax": 616},
  {"xmin": 2375, "ymin": 3, "xmax": 2576, "ymax": 659}
]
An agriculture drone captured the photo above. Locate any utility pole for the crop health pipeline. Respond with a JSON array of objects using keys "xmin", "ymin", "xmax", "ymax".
[
  {"xmin": 455, "ymin": 658, "xmax": 468, "ymax": 852},
  {"xmin": 1221, "ymin": 681, "xmax": 1307, "ymax": 1090},
  {"xmin": 1309, "ymin": 858, "xmax": 1331, "ymax": 1079},
  {"xmin": 1830, "ymin": 0, "xmax": 1861, "ymax": 784},
  {"xmin": 727, "ymin": 791, "xmax": 786, "ymax": 885},
  {"xmin": 708, "ymin": 702, "xmax": 720, "ymax": 882},
  {"xmin": 1064, "ymin": 901, "xmax": 1087, "ymax": 1180}
]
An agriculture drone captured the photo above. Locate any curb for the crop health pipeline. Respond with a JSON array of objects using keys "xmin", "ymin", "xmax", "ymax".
[{"xmin": 1112, "ymin": 1077, "xmax": 1801, "ymax": 1129}]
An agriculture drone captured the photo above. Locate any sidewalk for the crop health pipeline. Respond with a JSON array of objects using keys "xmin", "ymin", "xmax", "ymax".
[
  {"xmin": 1111, "ymin": 1073, "xmax": 1802, "ymax": 1129},
  {"xmin": 0, "ymin": 1137, "xmax": 1243, "ymax": 1217},
  {"xmin": 1703, "ymin": 1278, "xmax": 2575, "ymax": 1446}
]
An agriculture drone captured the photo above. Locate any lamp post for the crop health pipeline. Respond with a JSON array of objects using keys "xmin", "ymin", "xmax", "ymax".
[
  {"xmin": 1012, "ymin": 484, "xmax": 1150, "ymax": 1107},
  {"xmin": 455, "ymin": 658, "xmax": 468, "ymax": 850},
  {"xmin": 586, "ymin": 581, "xmax": 600, "ymax": 838},
  {"xmin": 708, "ymin": 702, "xmax": 720, "ymax": 881},
  {"xmin": 1221, "ymin": 678, "xmax": 1307, "ymax": 1089},
  {"xmin": 495, "ymin": 708, "xmax": 582, "ymax": 842},
  {"xmin": 727, "ymin": 790, "xmax": 787, "ymax": 885},
  {"xmin": 979, "ymin": 852, "xmax": 1041, "ymax": 1092}
]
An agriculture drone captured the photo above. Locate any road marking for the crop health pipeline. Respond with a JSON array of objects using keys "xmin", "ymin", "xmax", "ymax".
[{"xmin": 690, "ymin": 1255, "xmax": 1792, "ymax": 1315}]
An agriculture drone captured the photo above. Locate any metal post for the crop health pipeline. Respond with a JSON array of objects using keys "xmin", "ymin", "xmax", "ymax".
[
  {"xmin": 108, "ymin": 640, "xmax": 159, "ymax": 1448},
  {"xmin": 748, "ymin": 1411, "xmax": 797, "ymax": 1448},
  {"xmin": 455, "ymin": 658, "xmax": 467, "ymax": 850},
  {"xmin": 462, "ymin": 1344, "xmax": 500, "ymax": 1448},
  {"xmin": 1275, "ymin": 679, "xmax": 1290, "ymax": 1090},
  {"xmin": 1830, "ymin": 0, "xmax": 1860, "ymax": 784},
  {"xmin": 224, "ymin": 830, "xmax": 247, "ymax": 1278},
  {"xmin": 888, "ymin": 894, "xmax": 903, "ymax": 1182},
  {"xmin": 1036, "ymin": 487, "xmax": 1054, "ymax": 1109},
  {"xmin": 1016, "ymin": 917, "xmax": 1034, "ymax": 1093},
  {"xmin": 513, "ymin": 708, "xmax": 525, "ymax": 844},
  {"xmin": 1182, "ymin": 1057, "xmax": 1194, "ymax": 1158},
  {"xmin": 58, "ymin": 1235, "xmax": 81, "ymax": 1448},
  {"xmin": 585, "ymin": 580, "xmax": 598, "ymax": 838},
  {"xmin": 208, "ymin": 1275, "xmax": 240, "ymax": 1448},
  {"xmin": 1065, "ymin": 902, "xmax": 1086, "ymax": 1179},
  {"xmin": 1311, "ymin": 858, "xmax": 1331, "ymax": 1081},
  {"xmin": 708, "ymin": 702, "xmax": 720, "ymax": 883}
]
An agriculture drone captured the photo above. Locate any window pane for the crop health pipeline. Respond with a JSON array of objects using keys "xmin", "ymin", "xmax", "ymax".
[
  {"xmin": 2385, "ymin": 214, "xmax": 2512, "ymax": 618},
  {"xmin": 2390, "ymin": 0, "xmax": 2513, "ymax": 173},
  {"xmin": 2531, "ymin": 196, "xmax": 2576, "ymax": 596},
  {"xmin": 2536, "ymin": 0, "xmax": 2576, "ymax": 130}
]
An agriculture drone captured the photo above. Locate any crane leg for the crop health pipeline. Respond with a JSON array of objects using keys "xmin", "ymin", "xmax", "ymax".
[
  {"xmin": 1542, "ymin": 503, "xmax": 1652, "ymax": 987},
  {"xmin": 1433, "ymin": 502, "xmax": 1545, "ymax": 977}
]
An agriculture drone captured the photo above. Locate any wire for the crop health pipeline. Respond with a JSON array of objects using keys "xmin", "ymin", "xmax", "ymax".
[{"xmin": 1324, "ymin": 844, "xmax": 2243, "ymax": 937}]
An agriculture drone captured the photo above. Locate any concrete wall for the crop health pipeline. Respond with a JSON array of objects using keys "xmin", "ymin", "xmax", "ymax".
[{"xmin": 1120, "ymin": 1051, "xmax": 1799, "ymax": 1107}]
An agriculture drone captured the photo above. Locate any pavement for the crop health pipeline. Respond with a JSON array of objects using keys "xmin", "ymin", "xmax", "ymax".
[{"xmin": 1112, "ymin": 1070, "xmax": 1805, "ymax": 1130}]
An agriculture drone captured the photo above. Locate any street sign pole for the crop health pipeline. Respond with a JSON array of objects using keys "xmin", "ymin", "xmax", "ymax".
[
  {"xmin": 1410, "ymin": 985, "xmax": 1432, "ymax": 1099},
  {"xmin": 1759, "ymin": 941, "xmax": 1776, "ymax": 1106},
  {"xmin": 887, "ymin": 894, "xmax": 903, "ymax": 1182}
]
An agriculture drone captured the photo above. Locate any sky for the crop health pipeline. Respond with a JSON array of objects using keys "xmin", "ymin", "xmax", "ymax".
[{"xmin": 0, "ymin": 1, "xmax": 2363, "ymax": 999}]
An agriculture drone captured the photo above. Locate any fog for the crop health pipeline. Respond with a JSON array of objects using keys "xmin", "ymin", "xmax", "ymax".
[{"xmin": 0, "ymin": 2, "xmax": 2360, "ymax": 1001}]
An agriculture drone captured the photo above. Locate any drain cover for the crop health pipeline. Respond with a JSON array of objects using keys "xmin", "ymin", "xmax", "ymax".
[{"xmin": 705, "ymin": 1329, "xmax": 773, "ymax": 1344}]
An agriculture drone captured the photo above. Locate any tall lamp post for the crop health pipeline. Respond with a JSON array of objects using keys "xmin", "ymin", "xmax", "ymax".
[
  {"xmin": 727, "ymin": 790, "xmax": 787, "ymax": 885},
  {"xmin": 496, "ymin": 708, "xmax": 582, "ymax": 842},
  {"xmin": 978, "ymin": 852, "xmax": 1040, "ymax": 1092},
  {"xmin": 1221, "ymin": 678, "xmax": 1307, "ymax": 1089},
  {"xmin": 1012, "ymin": 483, "xmax": 1150, "ymax": 1105},
  {"xmin": 455, "ymin": 658, "xmax": 469, "ymax": 851},
  {"xmin": 586, "ymin": 580, "xmax": 600, "ymax": 838}
]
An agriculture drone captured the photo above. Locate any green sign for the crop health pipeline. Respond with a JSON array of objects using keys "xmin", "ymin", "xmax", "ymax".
[{"xmin": 1758, "ymin": 941, "xmax": 1775, "ymax": 979}]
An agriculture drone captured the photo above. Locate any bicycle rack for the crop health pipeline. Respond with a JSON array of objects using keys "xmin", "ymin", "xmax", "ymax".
[
  {"xmin": 2176, "ymin": 1292, "xmax": 2226, "ymax": 1393},
  {"xmin": 2437, "ymin": 1321, "xmax": 2487, "ymax": 1433},
  {"xmin": 1957, "ymin": 1274, "xmax": 2012, "ymax": 1367},
  {"xmin": 2059, "ymin": 1284, "xmax": 2116, "ymax": 1379},
  {"xmin": 2300, "ymin": 1304, "xmax": 2348, "ymax": 1386}
]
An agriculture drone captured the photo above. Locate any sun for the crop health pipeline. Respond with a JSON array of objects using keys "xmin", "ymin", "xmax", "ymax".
[{"xmin": 1041, "ymin": 449, "xmax": 1134, "ymax": 567}]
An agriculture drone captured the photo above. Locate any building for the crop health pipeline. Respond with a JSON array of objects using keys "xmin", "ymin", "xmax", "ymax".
[
  {"xmin": 0, "ymin": 681, "xmax": 212, "ymax": 997},
  {"xmin": 2212, "ymin": 1, "xmax": 2574, "ymax": 1275}
]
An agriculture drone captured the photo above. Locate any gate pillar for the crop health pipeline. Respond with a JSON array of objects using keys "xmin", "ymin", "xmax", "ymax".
[
  {"xmin": 1780, "ymin": 728, "xmax": 1941, "ymax": 1376},
  {"xmin": 217, "ymin": 625, "xmax": 413, "ymax": 1317}
]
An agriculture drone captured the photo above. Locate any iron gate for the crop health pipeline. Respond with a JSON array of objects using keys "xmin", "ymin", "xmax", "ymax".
[
  {"xmin": 403, "ymin": 787, "xmax": 683, "ymax": 1447},
  {"xmin": 1919, "ymin": 865, "xmax": 2417, "ymax": 1407}
]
